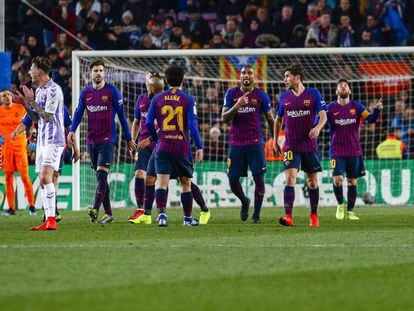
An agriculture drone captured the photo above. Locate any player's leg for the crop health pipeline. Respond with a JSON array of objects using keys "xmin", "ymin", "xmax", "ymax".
[
  {"xmin": 180, "ymin": 177, "xmax": 199, "ymax": 226},
  {"xmin": 154, "ymin": 151, "xmax": 172, "ymax": 227},
  {"xmin": 15, "ymin": 149, "xmax": 36, "ymax": 215},
  {"xmin": 331, "ymin": 158, "xmax": 346, "ymax": 220},
  {"xmin": 227, "ymin": 146, "xmax": 250, "ymax": 221},
  {"xmin": 192, "ymin": 181, "xmax": 211, "ymax": 224},
  {"xmin": 247, "ymin": 144, "xmax": 266, "ymax": 223},
  {"xmin": 279, "ymin": 150, "xmax": 300, "ymax": 226},
  {"xmin": 345, "ymin": 156, "xmax": 364, "ymax": 220},
  {"xmin": 302, "ymin": 152, "xmax": 322, "ymax": 227},
  {"xmin": 129, "ymin": 147, "xmax": 152, "ymax": 220},
  {"xmin": 3, "ymin": 171, "xmax": 16, "ymax": 215}
]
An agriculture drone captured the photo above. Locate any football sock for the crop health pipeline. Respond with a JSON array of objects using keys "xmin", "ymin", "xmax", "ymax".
[
  {"xmin": 155, "ymin": 188, "xmax": 167, "ymax": 214},
  {"xmin": 93, "ymin": 170, "xmax": 108, "ymax": 211},
  {"xmin": 44, "ymin": 183, "xmax": 56, "ymax": 217},
  {"xmin": 20, "ymin": 171, "xmax": 35, "ymax": 206},
  {"xmin": 144, "ymin": 184, "xmax": 155, "ymax": 215},
  {"xmin": 347, "ymin": 185, "xmax": 357, "ymax": 211},
  {"xmin": 181, "ymin": 191, "xmax": 193, "ymax": 217},
  {"xmin": 5, "ymin": 172, "xmax": 15, "ymax": 210},
  {"xmin": 253, "ymin": 174, "xmax": 265, "ymax": 216},
  {"xmin": 134, "ymin": 177, "xmax": 145, "ymax": 208},
  {"xmin": 229, "ymin": 176, "xmax": 247, "ymax": 205},
  {"xmin": 191, "ymin": 182, "xmax": 208, "ymax": 211},
  {"xmin": 309, "ymin": 187, "xmax": 319, "ymax": 215},
  {"xmin": 103, "ymin": 187, "xmax": 112, "ymax": 216},
  {"xmin": 284, "ymin": 186, "xmax": 295, "ymax": 215},
  {"xmin": 333, "ymin": 184, "xmax": 344, "ymax": 204}
]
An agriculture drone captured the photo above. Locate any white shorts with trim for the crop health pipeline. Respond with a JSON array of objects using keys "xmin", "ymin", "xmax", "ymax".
[{"xmin": 35, "ymin": 144, "xmax": 65, "ymax": 173}]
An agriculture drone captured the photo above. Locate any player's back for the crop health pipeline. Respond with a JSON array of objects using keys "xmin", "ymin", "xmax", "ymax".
[
  {"xmin": 0, "ymin": 103, "xmax": 28, "ymax": 149},
  {"xmin": 153, "ymin": 89, "xmax": 193, "ymax": 157},
  {"xmin": 135, "ymin": 93, "xmax": 155, "ymax": 145}
]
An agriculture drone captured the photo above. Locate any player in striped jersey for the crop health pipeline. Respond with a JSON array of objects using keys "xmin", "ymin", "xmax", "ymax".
[
  {"xmin": 20, "ymin": 56, "xmax": 66, "ymax": 230},
  {"xmin": 221, "ymin": 65, "xmax": 274, "ymax": 223},
  {"xmin": 146, "ymin": 65, "xmax": 203, "ymax": 227},
  {"xmin": 274, "ymin": 64, "xmax": 327, "ymax": 227},
  {"xmin": 67, "ymin": 60, "xmax": 136, "ymax": 224},
  {"xmin": 326, "ymin": 79, "xmax": 382, "ymax": 220}
]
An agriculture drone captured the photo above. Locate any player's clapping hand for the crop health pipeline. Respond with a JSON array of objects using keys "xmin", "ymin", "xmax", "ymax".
[
  {"xmin": 12, "ymin": 90, "xmax": 27, "ymax": 105},
  {"xmin": 195, "ymin": 149, "xmax": 203, "ymax": 162},
  {"xmin": 21, "ymin": 85, "xmax": 35, "ymax": 102},
  {"xmin": 375, "ymin": 98, "xmax": 383, "ymax": 110}
]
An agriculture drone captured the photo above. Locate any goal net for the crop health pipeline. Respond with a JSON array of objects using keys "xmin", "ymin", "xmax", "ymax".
[{"xmin": 71, "ymin": 47, "xmax": 414, "ymax": 210}]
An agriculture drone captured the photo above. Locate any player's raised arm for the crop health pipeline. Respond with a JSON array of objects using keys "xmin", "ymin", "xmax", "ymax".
[{"xmin": 362, "ymin": 98, "xmax": 383, "ymax": 123}]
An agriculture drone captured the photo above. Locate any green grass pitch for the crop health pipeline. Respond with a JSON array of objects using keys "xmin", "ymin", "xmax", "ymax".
[{"xmin": 1, "ymin": 206, "xmax": 413, "ymax": 311}]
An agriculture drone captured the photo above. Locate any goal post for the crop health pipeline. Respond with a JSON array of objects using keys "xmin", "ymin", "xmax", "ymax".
[{"xmin": 71, "ymin": 47, "xmax": 414, "ymax": 211}]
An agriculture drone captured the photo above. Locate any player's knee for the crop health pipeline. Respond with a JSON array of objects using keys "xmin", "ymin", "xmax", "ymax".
[
  {"xmin": 146, "ymin": 176, "xmax": 156, "ymax": 185},
  {"xmin": 333, "ymin": 176, "xmax": 343, "ymax": 186},
  {"xmin": 5, "ymin": 172, "xmax": 14, "ymax": 184}
]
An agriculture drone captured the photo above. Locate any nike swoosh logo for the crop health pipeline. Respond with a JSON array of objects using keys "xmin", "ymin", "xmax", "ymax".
[
  {"xmin": 285, "ymin": 102, "xmax": 291, "ymax": 105},
  {"xmin": 86, "ymin": 97, "xmax": 93, "ymax": 101},
  {"xmin": 334, "ymin": 112, "xmax": 340, "ymax": 115}
]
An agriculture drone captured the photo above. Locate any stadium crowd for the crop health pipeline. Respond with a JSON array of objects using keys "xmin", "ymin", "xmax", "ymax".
[{"xmin": 2, "ymin": 0, "xmax": 414, "ymax": 162}]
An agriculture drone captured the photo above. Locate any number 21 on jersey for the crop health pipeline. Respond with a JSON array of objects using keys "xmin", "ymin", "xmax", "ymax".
[{"xmin": 161, "ymin": 105, "xmax": 183, "ymax": 131}]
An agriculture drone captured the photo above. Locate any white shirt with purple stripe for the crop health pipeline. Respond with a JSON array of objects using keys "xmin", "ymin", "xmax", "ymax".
[{"xmin": 35, "ymin": 79, "xmax": 65, "ymax": 147}]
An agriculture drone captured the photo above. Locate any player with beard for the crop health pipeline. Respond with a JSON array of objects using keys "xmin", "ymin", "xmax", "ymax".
[
  {"xmin": 326, "ymin": 79, "xmax": 382, "ymax": 220},
  {"xmin": 273, "ymin": 64, "xmax": 327, "ymax": 227},
  {"xmin": 221, "ymin": 65, "xmax": 274, "ymax": 223},
  {"xmin": 67, "ymin": 60, "xmax": 136, "ymax": 224}
]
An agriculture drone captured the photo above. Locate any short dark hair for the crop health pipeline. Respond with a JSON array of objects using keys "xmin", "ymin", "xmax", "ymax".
[
  {"xmin": 32, "ymin": 56, "xmax": 52, "ymax": 75},
  {"xmin": 89, "ymin": 60, "xmax": 105, "ymax": 70},
  {"xmin": 284, "ymin": 64, "xmax": 304, "ymax": 81},
  {"xmin": 337, "ymin": 78, "xmax": 349, "ymax": 86},
  {"xmin": 165, "ymin": 65, "xmax": 184, "ymax": 87}
]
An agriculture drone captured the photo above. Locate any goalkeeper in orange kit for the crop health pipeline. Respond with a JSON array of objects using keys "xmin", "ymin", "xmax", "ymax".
[{"xmin": 0, "ymin": 89, "xmax": 36, "ymax": 216}]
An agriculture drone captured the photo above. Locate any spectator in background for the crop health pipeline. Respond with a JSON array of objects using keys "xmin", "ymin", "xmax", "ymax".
[
  {"xmin": 180, "ymin": 31, "xmax": 201, "ymax": 49},
  {"xmin": 148, "ymin": 20, "xmax": 169, "ymax": 49},
  {"xmin": 332, "ymin": 0, "xmax": 362, "ymax": 27},
  {"xmin": 290, "ymin": 24, "xmax": 307, "ymax": 47},
  {"xmin": 51, "ymin": 0, "xmax": 77, "ymax": 46},
  {"xmin": 121, "ymin": 0, "xmax": 151, "ymax": 26},
  {"xmin": 221, "ymin": 18, "xmax": 243, "ymax": 48},
  {"xmin": 217, "ymin": 0, "xmax": 245, "ymax": 24},
  {"xmin": 305, "ymin": 10, "xmax": 338, "ymax": 47},
  {"xmin": 17, "ymin": 0, "xmax": 44, "ymax": 42},
  {"xmin": 27, "ymin": 35, "xmax": 45, "ymax": 58},
  {"xmin": 255, "ymin": 7, "xmax": 274, "ymax": 34},
  {"xmin": 381, "ymin": 0, "xmax": 409, "ymax": 46},
  {"xmin": 274, "ymin": 4, "xmax": 295, "ymax": 47},
  {"xmin": 105, "ymin": 22, "xmax": 131, "ymax": 50},
  {"xmin": 54, "ymin": 64, "xmax": 70, "ymax": 90},
  {"xmin": 305, "ymin": 3, "xmax": 319, "ymax": 25},
  {"xmin": 101, "ymin": 0, "xmax": 116, "ymax": 29},
  {"xmin": 359, "ymin": 29, "xmax": 378, "ymax": 46},
  {"xmin": 169, "ymin": 22, "xmax": 185, "ymax": 46},
  {"xmin": 136, "ymin": 33, "xmax": 158, "ymax": 50},
  {"xmin": 75, "ymin": 0, "xmax": 101, "ymax": 17},
  {"xmin": 362, "ymin": 14, "xmax": 384, "ymax": 46},
  {"xmin": 376, "ymin": 127, "xmax": 405, "ymax": 159},
  {"xmin": 337, "ymin": 14, "xmax": 356, "ymax": 47},
  {"xmin": 47, "ymin": 47, "xmax": 65, "ymax": 71},
  {"xmin": 183, "ymin": 6, "xmax": 212, "ymax": 46},
  {"xmin": 209, "ymin": 30, "xmax": 229, "ymax": 48},
  {"xmin": 121, "ymin": 10, "xmax": 141, "ymax": 47},
  {"xmin": 316, "ymin": 0, "xmax": 332, "ymax": 16},
  {"xmin": 51, "ymin": 32, "xmax": 74, "ymax": 61},
  {"xmin": 205, "ymin": 127, "xmax": 226, "ymax": 162},
  {"xmin": 293, "ymin": 0, "xmax": 311, "ymax": 25},
  {"xmin": 242, "ymin": 18, "xmax": 262, "ymax": 48},
  {"xmin": 162, "ymin": 16, "xmax": 176, "ymax": 39}
]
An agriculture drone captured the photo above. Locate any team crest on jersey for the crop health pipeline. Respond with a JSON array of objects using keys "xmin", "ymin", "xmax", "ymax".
[
  {"xmin": 15, "ymin": 112, "xmax": 20, "ymax": 118},
  {"xmin": 41, "ymin": 95, "xmax": 46, "ymax": 101},
  {"xmin": 102, "ymin": 96, "xmax": 108, "ymax": 102},
  {"xmin": 350, "ymin": 108, "xmax": 356, "ymax": 115},
  {"xmin": 284, "ymin": 161, "xmax": 290, "ymax": 166},
  {"xmin": 303, "ymin": 99, "xmax": 311, "ymax": 106},
  {"xmin": 251, "ymin": 99, "xmax": 257, "ymax": 105}
]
